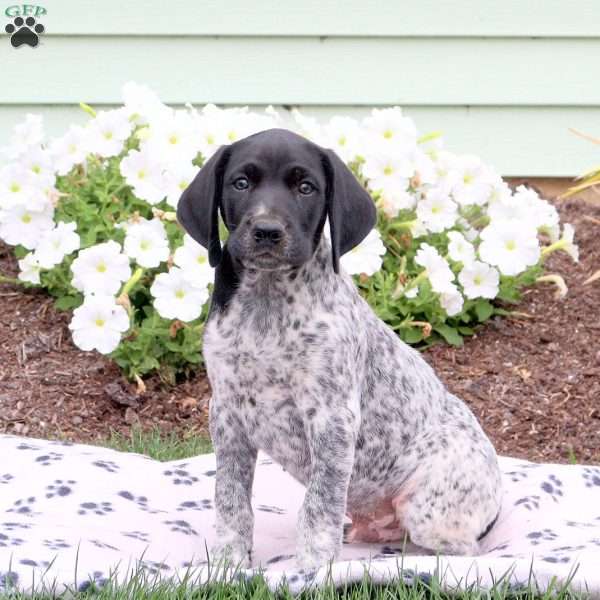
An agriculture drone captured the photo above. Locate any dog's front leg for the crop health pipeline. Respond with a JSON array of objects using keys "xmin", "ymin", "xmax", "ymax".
[
  {"xmin": 296, "ymin": 406, "xmax": 357, "ymax": 569},
  {"xmin": 209, "ymin": 399, "xmax": 257, "ymax": 568}
]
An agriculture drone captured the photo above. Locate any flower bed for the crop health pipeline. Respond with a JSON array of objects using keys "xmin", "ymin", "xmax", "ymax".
[{"xmin": 0, "ymin": 83, "xmax": 579, "ymax": 383}]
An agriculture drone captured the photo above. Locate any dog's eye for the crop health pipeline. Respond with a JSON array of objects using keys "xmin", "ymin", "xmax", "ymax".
[
  {"xmin": 298, "ymin": 181, "xmax": 315, "ymax": 195},
  {"xmin": 233, "ymin": 177, "xmax": 249, "ymax": 191}
]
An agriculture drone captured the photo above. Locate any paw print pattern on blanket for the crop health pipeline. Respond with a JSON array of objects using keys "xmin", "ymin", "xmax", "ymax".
[
  {"xmin": 0, "ymin": 435, "xmax": 600, "ymax": 595},
  {"xmin": 163, "ymin": 465, "xmax": 199, "ymax": 486},
  {"xmin": 45, "ymin": 479, "xmax": 76, "ymax": 498}
]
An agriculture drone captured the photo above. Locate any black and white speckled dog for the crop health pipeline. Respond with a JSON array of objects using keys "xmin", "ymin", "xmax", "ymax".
[{"xmin": 177, "ymin": 128, "xmax": 503, "ymax": 569}]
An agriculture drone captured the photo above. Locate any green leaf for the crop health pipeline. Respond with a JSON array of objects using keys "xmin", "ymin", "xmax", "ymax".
[
  {"xmin": 54, "ymin": 295, "xmax": 83, "ymax": 311},
  {"xmin": 433, "ymin": 324, "xmax": 464, "ymax": 346},
  {"xmin": 474, "ymin": 299, "xmax": 494, "ymax": 322}
]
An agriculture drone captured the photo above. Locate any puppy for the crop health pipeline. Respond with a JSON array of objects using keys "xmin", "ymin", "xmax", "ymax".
[{"xmin": 177, "ymin": 128, "xmax": 502, "ymax": 569}]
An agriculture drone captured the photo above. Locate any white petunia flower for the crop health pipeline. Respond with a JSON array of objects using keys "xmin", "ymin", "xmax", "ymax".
[
  {"xmin": 144, "ymin": 109, "xmax": 202, "ymax": 163},
  {"xmin": 19, "ymin": 147, "xmax": 56, "ymax": 189},
  {"xmin": 150, "ymin": 267, "xmax": 209, "ymax": 322},
  {"xmin": 86, "ymin": 108, "xmax": 134, "ymax": 158},
  {"xmin": 122, "ymin": 81, "xmax": 171, "ymax": 125},
  {"xmin": 363, "ymin": 153, "xmax": 413, "ymax": 197},
  {"xmin": 173, "ymin": 234, "xmax": 214, "ymax": 289},
  {"xmin": 69, "ymin": 295, "xmax": 130, "ymax": 354},
  {"xmin": 414, "ymin": 242, "xmax": 456, "ymax": 294},
  {"xmin": 339, "ymin": 228, "xmax": 386, "ymax": 276},
  {"xmin": 120, "ymin": 148, "xmax": 165, "ymax": 204},
  {"xmin": 71, "ymin": 240, "xmax": 132, "ymax": 296},
  {"xmin": 34, "ymin": 221, "xmax": 81, "ymax": 268},
  {"xmin": 49, "ymin": 125, "xmax": 88, "ymax": 176},
  {"xmin": 0, "ymin": 203, "xmax": 55, "ymax": 249},
  {"xmin": 458, "ymin": 260, "xmax": 500, "ymax": 299},
  {"xmin": 447, "ymin": 230, "xmax": 475, "ymax": 265},
  {"xmin": 416, "ymin": 187, "xmax": 458, "ymax": 233},
  {"xmin": 321, "ymin": 116, "xmax": 362, "ymax": 163},
  {"xmin": 439, "ymin": 287, "xmax": 464, "ymax": 316},
  {"xmin": 450, "ymin": 155, "xmax": 492, "ymax": 207},
  {"xmin": 123, "ymin": 218, "xmax": 170, "ymax": 268},
  {"xmin": 0, "ymin": 163, "xmax": 48, "ymax": 210},
  {"xmin": 543, "ymin": 223, "xmax": 579, "ymax": 263},
  {"xmin": 363, "ymin": 107, "xmax": 418, "ymax": 149},
  {"xmin": 378, "ymin": 186, "xmax": 416, "ymax": 218},
  {"xmin": 1, "ymin": 114, "xmax": 45, "ymax": 160},
  {"xmin": 478, "ymin": 221, "xmax": 540, "ymax": 276},
  {"xmin": 17, "ymin": 252, "xmax": 42, "ymax": 284},
  {"xmin": 161, "ymin": 162, "xmax": 200, "ymax": 209}
]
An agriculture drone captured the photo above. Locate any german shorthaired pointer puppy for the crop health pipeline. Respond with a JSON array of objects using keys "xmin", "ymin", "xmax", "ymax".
[{"xmin": 177, "ymin": 128, "xmax": 502, "ymax": 569}]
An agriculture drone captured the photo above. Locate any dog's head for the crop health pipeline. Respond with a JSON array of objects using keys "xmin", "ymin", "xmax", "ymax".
[{"xmin": 176, "ymin": 128, "xmax": 376, "ymax": 274}]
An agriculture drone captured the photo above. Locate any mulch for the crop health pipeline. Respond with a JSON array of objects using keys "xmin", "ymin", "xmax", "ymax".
[{"xmin": 0, "ymin": 183, "xmax": 599, "ymax": 464}]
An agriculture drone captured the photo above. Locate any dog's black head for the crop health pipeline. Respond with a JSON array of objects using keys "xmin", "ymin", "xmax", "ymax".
[{"xmin": 177, "ymin": 128, "xmax": 376, "ymax": 278}]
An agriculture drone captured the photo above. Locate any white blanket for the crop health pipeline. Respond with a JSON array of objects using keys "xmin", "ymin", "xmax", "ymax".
[{"xmin": 0, "ymin": 434, "xmax": 599, "ymax": 595}]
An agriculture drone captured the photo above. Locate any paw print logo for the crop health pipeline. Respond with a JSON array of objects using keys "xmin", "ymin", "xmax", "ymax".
[{"xmin": 5, "ymin": 16, "xmax": 45, "ymax": 48}]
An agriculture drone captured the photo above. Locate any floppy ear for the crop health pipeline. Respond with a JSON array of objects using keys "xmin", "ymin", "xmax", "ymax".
[
  {"xmin": 176, "ymin": 145, "xmax": 231, "ymax": 267},
  {"xmin": 321, "ymin": 149, "xmax": 377, "ymax": 273}
]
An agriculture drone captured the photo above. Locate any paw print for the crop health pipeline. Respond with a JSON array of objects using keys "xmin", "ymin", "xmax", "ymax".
[
  {"xmin": 45, "ymin": 479, "xmax": 76, "ymax": 499},
  {"xmin": 140, "ymin": 560, "xmax": 171, "ymax": 576},
  {"xmin": 163, "ymin": 519, "xmax": 197, "ymax": 536},
  {"xmin": 121, "ymin": 530, "xmax": 150, "ymax": 543},
  {"xmin": 0, "ymin": 474, "xmax": 13, "ymax": 485},
  {"xmin": 16, "ymin": 443, "xmax": 40, "ymax": 451},
  {"xmin": 583, "ymin": 467, "xmax": 600, "ymax": 488},
  {"xmin": 35, "ymin": 452, "xmax": 63, "ymax": 466},
  {"xmin": 77, "ymin": 571, "xmax": 108, "ymax": 593},
  {"xmin": 504, "ymin": 470, "xmax": 528, "ymax": 483},
  {"xmin": 0, "ymin": 533, "xmax": 24, "ymax": 548},
  {"xmin": 117, "ymin": 490, "xmax": 165, "ymax": 514},
  {"xmin": 163, "ymin": 466, "xmax": 199, "ymax": 486},
  {"xmin": 176, "ymin": 499, "xmax": 212, "ymax": 512},
  {"xmin": 0, "ymin": 571, "xmax": 19, "ymax": 591},
  {"xmin": 540, "ymin": 475, "xmax": 564, "ymax": 502},
  {"xmin": 5, "ymin": 16, "xmax": 45, "ymax": 48},
  {"xmin": 92, "ymin": 460, "xmax": 119, "ymax": 473},
  {"xmin": 6, "ymin": 496, "xmax": 37, "ymax": 515},
  {"xmin": 256, "ymin": 504, "xmax": 286, "ymax": 514},
  {"xmin": 1, "ymin": 522, "xmax": 30, "ymax": 532},
  {"xmin": 78, "ymin": 501, "xmax": 114, "ymax": 516},
  {"xmin": 526, "ymin": 529, "xmax": 558, "ymax": 546},
  {"xmin": 514, "ymin": 495, "xmax": 540, "ymax": 510},
  {"xmin": 89, "ymin": 539, "xmax": 119, "ymax": 551},
  {"xmin": 42, "ymin": 538, "xmax": 70, "ymax": 551}
]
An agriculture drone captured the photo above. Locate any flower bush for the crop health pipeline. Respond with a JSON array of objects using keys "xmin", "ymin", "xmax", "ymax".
[{"xmin": 0, "ymin": 83, "xmax": 579, "ymax": 383}]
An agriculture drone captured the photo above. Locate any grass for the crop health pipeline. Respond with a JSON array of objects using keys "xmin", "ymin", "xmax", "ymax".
[
  {"xmin": 105, "ymin": 426, "xmax": 213, "ymax": 461},
  {"xmin": 0, "ymin": 429, "xmax": 587, "ymax": 599}
]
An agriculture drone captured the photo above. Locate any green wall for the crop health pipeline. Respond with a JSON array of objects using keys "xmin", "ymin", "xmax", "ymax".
[{"xmin": 1, "ymin": 0, "xmax": 599, "ymax": 176}]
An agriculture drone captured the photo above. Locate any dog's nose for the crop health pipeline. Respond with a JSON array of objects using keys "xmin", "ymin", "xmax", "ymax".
[{"xmin": 252, "ymin": 220, "xmax": 285, "ymax": 246}]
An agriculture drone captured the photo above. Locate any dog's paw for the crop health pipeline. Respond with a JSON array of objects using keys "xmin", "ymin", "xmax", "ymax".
[{"xmin": 210, "ymin": 541, "xmax": 251, "ymax": 569}]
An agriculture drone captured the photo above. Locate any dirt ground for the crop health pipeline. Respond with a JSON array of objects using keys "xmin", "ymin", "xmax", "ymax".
[{"xmin": 0, "ymin": 178, "xmax": 598, "ymax": 464}]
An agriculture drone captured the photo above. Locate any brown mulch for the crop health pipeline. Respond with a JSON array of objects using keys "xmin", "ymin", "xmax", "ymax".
[{"xmin": 0, "ymin": 187, "xmax": 599, "ymax": 464}]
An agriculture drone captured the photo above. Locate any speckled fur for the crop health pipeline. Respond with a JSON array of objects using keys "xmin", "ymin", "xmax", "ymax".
[
  {"xmin": 204, "ymin": 237, "xmax": 502, "ymax": 569},
  {"xmin": 177, "ymin": 129, "xmax": 503, "ymax": 570}
]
